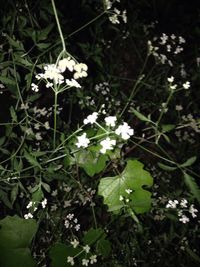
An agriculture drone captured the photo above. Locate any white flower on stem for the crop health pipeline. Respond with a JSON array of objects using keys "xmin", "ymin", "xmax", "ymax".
[
  {"xmin": 83, "ymin": 112, "xmax": 98, "ymax": 125},
  {"xmin": 104, "ymin": 116, "xmax": 117, "ymax": 127},
  {"xmin": 179, "ymin": 215, "xmax": 189, "ymax": 224},
  {"xmin": 46, "ymin": 82, "xmax": 53, "ymax": 88},
  {"xmin": 115, "ymin": 122, "xmax": 134, "ymax": 140},
  {"xmin": 67, "ymin": 256, "xmax": 75, "ymax": 266},
  {"xmin": 183, "ymin": 81, "xmax": 190, "ymax": 89},
  {"xmin": 166, "ymin": 199, "xmax": 178, "ymax": 209},
  {"xmin": 31, "ymin": 83, "xmax": 39, "ymax": 92},
  {"xmin": 125, "ymin": 189, "xmax": 132, "ymax": 194},
  {"xmin": 83, "ymin": 245, "xmax": 90, "ymax": 253},
  {"xmin": 82, "ymin": 259, "xmax": 89, "ymax": 266},
  {"xmin": 167, "ymin": 76, "xmax": 174, "ymax": 83},
  {"xmin": 180, "ymin": 199, "xmax": 188, "ymax": 208},
  {"xmin": 35, "ymin": 132, "xmax": 42, "ymax": 141},
  {"xmin": 100, "ymin": 137, "xmax": 116, "ymax": 154},
  {"xmin": 76, "ymin": 133, "xmax": 90, "ymax": 148},
  {"xmin": 73, "ymin": 63, "xmax": 88, "ymax": 79},
  {"xmin": 24, "ymin": 213, "xmax": 33, "ymax": 219},
  {"xmin": 70, "ymin": 239, "xmax": 79, "ymax": 248},
  {"xmin": 66, "ymin": 79, "xmax": 81, "ymax": 88},
  {"xmin": 26, "ymin": 201, "xmax": 33, "ymax": 209},
  {"xmin": 189, "ymin": 204, "xmax": 198, "ymax": 218},
  {"xmin": 43, "ymin": 64, "xmax": 64, "ymax": 85},
  {"xmin": 119, "ymin": 195, "xmax": 124, "ymax": 201},
  {"xmin": 90, "ymin": 255, "xmax": 97, "ymax": 264},
  {"xmin": 41, "ymin": 198, "xmax": 47, "ymax": 208},
  {"xmin": 58, "ymin": 57, "xmax": 76, "ymax": 72}
]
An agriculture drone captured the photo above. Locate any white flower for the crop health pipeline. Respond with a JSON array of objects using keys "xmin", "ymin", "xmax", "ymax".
[
  {"xmin": 83, "ymin": 112, "xmax": 98, "ymax": 125},
  {"xmin": 82, "ymin": 259, "xmax": 89, "ymax": 266},
  {"xmin": 41, "ymin": 198, "xmax": 47, "ymax": 208},
  {"xmin": 73, "ymin": 63, "xmax": 88, "ymax": 79},
  {"xmin": 70, "ymin": 239, "xmax": 79, "ymax": 248},
  {"xmin": 58, "ymin": 57, "xmax": 76, "ymax": 72},
  {"xmin": 35, "ymin": 132, "xmax": 42, "ymax": 140},
  {"xmin": 100, "ymin": 137, "xmax": 116, "ymax": 154},
  {"xmin": 166, "ymin": 199, "xmax": 178, "ymax": 209},
  {"xmin": 125, "ymin": 189, "xmax": 132, "ymax": 194},
  {"xmin": 104, "ymin": 116, "xmax": 117, "ymax": 127},
  {"xmin": 83, "ymin": 245, "xmax": 90, "ymax": 253},
  {"xmin": 76, "ymin": 133, "xmax": 90, "ymax": 148},
  {"xmin": 180, "ymin": 199, "xmax": 188, "ymax": 208},
  {"xmin": 90, "ymin": 255, "xmax": 97, "ymax": 264},
  {"xmin": 75, "ymin": 224, "xmax": 80, "ymax": 231},
  {"xmin": 189, "ymin": 204, "xmax": 198, "ymax": 218},
  {"xmin": 66, "ymin": 78, "xmax": 81, "ymax": 88},
  {"xmin": 44, "ymin": 121, "xmax": 50, "ymax": 130},
  {"xmin": 26, "ymin": 201, "xmax": 33, "ymax": 209},
  {"xmin": 67, "ymin": 256, "xmax": 75, "ymax": 266},
  {"xmin": 31, "ymin": 83, "xmax": 39, "ymax": 92},
  {"xmin": 183, "ymin": 81, "xmax": 190, "ymax": 89},
  {"xmin": 43, "ymin": 64, "xmax": 64, "ymax": 84},
  {"xmin": 115, "ymin": 122, "xmax": 134, "ymax": 140},
  {"xmin": 167, "ymin": 76, "xmax": 174, "ymax": 83},
  {"xmin": 46, "ymin": 82, "xmax": 53, "ymax": 88},
  {"xmin": 119, "ymin": 195, "xmax": 124, "ymax": 201},
  {"xmin": 179, "ymin": 215, "xmax": 189, "ymax": 224},
  {"xmin": 24, "ymin": 213, "xmax": 33, "ymax": 219}
]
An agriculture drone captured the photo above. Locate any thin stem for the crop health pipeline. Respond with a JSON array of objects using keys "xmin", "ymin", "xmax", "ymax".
[
  {"xmin": 156, "ymin": 90, "xmax": 173, "ymax": 126},
  {"xmin": 53, "ymin": 92, "xmax": 58, "ymax": 149},
  {"xmin": 51, "ymin": 0, "xmax": 66, "ymax": 52}
]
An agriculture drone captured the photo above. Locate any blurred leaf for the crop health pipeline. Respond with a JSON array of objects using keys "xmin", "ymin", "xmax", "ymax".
[
  {"xmin": 158, "ymin": 162, "xmax": 177, "ymax": 171},
  {"xmin": 131, "ymin": 108, "xmax": 151, "ymax": 122},
  {"xmin": 180, "ymin": 156, "xmax": 197, "ymax": 167},
  {"xmin": 24, "ymin": 151, "xmax": 42, "ymax": 168},
  {"xmin": 184, "ymin": 172, "xmax": 200, "ymax": 203}
]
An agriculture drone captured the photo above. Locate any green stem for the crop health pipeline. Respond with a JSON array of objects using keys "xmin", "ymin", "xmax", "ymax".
[
  {"xmin": 53, "ymin": 92, "xmax": 58, "ymax": 149},
  {"xmin": 156, "ymin": 90, "xmax": 173, "ymax": 126},
  {"xmin": 51, "ymin": 0, "xmax": 66, "ymax": 52}
]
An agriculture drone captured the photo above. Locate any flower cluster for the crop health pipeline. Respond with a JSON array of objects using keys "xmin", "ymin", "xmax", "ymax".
[
  {"xmin": 32, "ymin": 56, "xmax": 88, "ymax": 92},
  {"xmin": 75, "ymin": 112, "xmax": 134, "ymax": 154},
  {"xmin": 24, "ymin": 198, "xmax": 48, "ymax": 219},
  {"xmin": 64, "ymin": 213, "xmax": 80, "ymax": 231},
  {"xmin": 165, "ymin": 198, "xmax": 198, "ymax": 224},
  {"xmin": 104, "ymin": 0, "xmax": 127, "ymax": 24},
  {"xmin": 148, "ymin": 33, "xmax": 186, "ymax": 66}
]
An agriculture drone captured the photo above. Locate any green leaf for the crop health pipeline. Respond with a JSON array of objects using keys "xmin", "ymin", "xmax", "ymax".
[
  {"xmin": 49, "ymin": 243, "xmax": 81, "ymax": 267},
  {"xmin": 24, "ymin": 151, "xmax": 42, "ymax": 168},
  {"xmin": 158, "ymin": 162, "xmax": 177, "ymax": 171},
  {"xmin": 75, "ymin": 149, "xmax": 108, "ymax": 177},
  {"xmin": 0, "ymin": 215, "xmax": 37, "ymax": 267},
  {"xmin": 82, "ymin": 228, "xmax": 105, "ymax": 245},
  {"xmin": 98, "ymin": 160, "xmax": 153, "ymax": 214},
  {"xmin": 185, "ymin": 247, "xmax": 200, "ymax": 263},
  {"xmin": 131, "ymin": 108, "xmax": 151, "ymax": 122},
  {"xmin": 10, "ymin": 106, "xmax": 17, "ymax": 122},
  {"xmin": 180, "ymin": 156, "xmax": 197, "ymax": 167},
  {"xmin": 161, "ymin": 124, "xmax": 175, "ymax": 132},
  {"xmin": 10, "ymin": 184, "xmax": 19, "ymax": 205},
  {"xmin": 96, "ymin": 239, "xmax": 111, "ymax": 258},
  {"xmin": 184, "ymin": 173, "xmax": 200, "ymax": 203}
]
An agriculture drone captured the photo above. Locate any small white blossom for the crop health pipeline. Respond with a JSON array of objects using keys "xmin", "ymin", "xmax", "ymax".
[
  {"xmin": 167, "ymin": 76, "xmax": 174, "ymax": 83},
  {"xmin": 41, "ymin": 198, "xmax": 47, "ymax": 208},
  {"xmin": 58, "ymin": 57, "xmax": 76, "ymax": 72},
  {"xmin": 82, "ymin": 259, "xmax": 89, "ymax": 266},
  {"xmin": 83, "ymin": 112, "xmax": 98, "ymax": 125},
  {"xmin": 76, "ymin": 133, "xmax": 90, "ymax": 148},
  {"xmin": 180, "ymin": 199, "xmax": 188, "ymax": 208},
  {"xmin": 26, "ymin": 201, "xmax": 33, "ymax": 209},
  {"xmin": 24, "ymin": 212, "xmax": 33, "ymax": 219},
  {"xmin": 35, "ymin": 132, "xmax": 42, "ymax": 141},
  {"xmin": 125, "ymin": 189, "xmax": 132, "ymax": 194},
  {"xmin": 70, "ymin": 239, "xmax": 79, "ymax": 248},
  {"xmin": 166, "ymin": 199, "xmax": 179, "ymax": 209},
  {"xmin": 179, "ymin": 215, "xmax": 189, "ymax": 224},
  {"xmin": 115, "ymin": 122, "xmax": 134, "ymax": 140},
  {"xmin": 66, "ymin": 78, "xmax": 81, "ymax": 88},
  {"xmin": 67, "ymin": 256, "xmax": 75, "ymax": 266},
  {"xmin": 83, "ymin": 245, "xmax": 90, "ymax": 253},
  {"xmin": 104, "ymin": 116, "xmax": 117, "ymax": 127},
  {"xmin": 100, "ymin": 137, "xmax": 116, "ymax": 154},
  {"xmin": 31, "ymin": 83, "xmax": 39, "ymax": 92},
  {"xmin": 119, "ymin": 195, "xmax": 124, "ymax": 201},
  {"xmin": 183, "ymin": 81, "xmax": 190, "ymax": 89},
  {"xmin": 46, "ymin": 82, "xmax": 53, "ymax": 88},
  {"xmin": 90, "ymin": 255, "xmax": 97, "ymax": 264},
  {"xmin": 189, "ymin": 204, "xmax": 198, "ymax": 218}
]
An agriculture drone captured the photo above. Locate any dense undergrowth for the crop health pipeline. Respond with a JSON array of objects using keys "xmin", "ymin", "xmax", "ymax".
[{"xmin": 0, "ymin": 0, "xmax": 200, "ymax": 266}]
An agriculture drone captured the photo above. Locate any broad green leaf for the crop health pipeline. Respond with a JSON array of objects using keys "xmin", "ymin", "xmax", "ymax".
[
  {"xmin": 96, "ymin": 239, "xmax": 111, "ymax": 258},
  {"xmin": 49, "ymin": 243, "xmax": 81, "ymax": 267},
  {"xmin": 98, "ymin": 160, "xmax": 153, "ymax": 214},
  {"xmin": 158, "ymin": 162, "xmax": 177, "ymax": 171},
  {"xmin": 184, "ymin": 173, "xmax": 200, "ymax": 203},
  {"xmin": 180, "ymin": 156, "xmax": 197, "ymax": 167},
  {"xmin": 82, "ymin": 228, "xmax": 105, "ymax": 245},
  {"xmin": 75, "ymin": 149, "xmax": 108, "ymax": 177},
  {"xmin": 131, "ymin": 108, "xmax": 151, "ymax": 122},
  {"xmin": 0, "ymin": 215, "xmax": 37, "ymax": 267}
]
